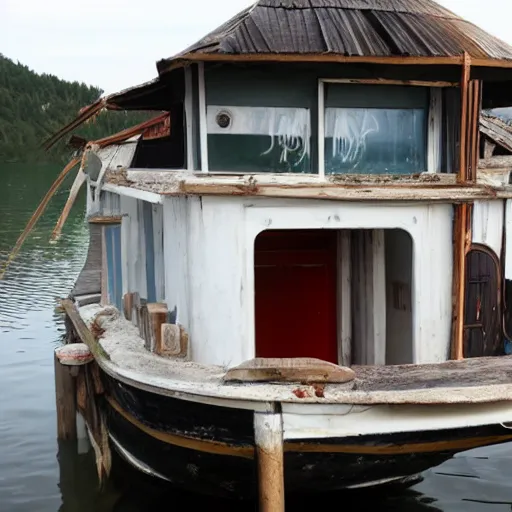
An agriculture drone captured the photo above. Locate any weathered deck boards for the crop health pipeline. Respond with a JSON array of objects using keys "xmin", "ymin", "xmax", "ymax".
[
  {"xmin": 73, "ymin": 304, "xmax": 512, "ymax": 405},
  {"xmin": 354, "ymin": 357, "xmax": 512, "ymax": 392}
]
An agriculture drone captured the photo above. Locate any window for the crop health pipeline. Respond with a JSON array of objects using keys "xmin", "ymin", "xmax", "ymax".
[
  {"xmin": 207, "ymin": 106, "xmax": 311, "ymax": 173},
  {"xmin": 321, "ymin": 83, "xmax": 428, "ymax": 175}
]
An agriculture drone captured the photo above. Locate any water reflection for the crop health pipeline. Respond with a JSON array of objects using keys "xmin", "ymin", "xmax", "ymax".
[{"xmin": 2, "ymin": 163, "xmax": 512, "ymax": 511}]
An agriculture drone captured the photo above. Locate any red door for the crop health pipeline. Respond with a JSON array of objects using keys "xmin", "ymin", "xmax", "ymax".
[{"xmin": 254, "ymin": 230, "xmax": 338, "ymax": 363}]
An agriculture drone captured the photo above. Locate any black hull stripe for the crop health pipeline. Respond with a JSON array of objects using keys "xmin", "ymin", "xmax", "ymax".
[
  {"xmin": 105, "ymin": 395, "xmax": 255, "ymax": 458},
  {"xmin": 104, "ymin": 395, "xmax": 512, "ymax": 457}
]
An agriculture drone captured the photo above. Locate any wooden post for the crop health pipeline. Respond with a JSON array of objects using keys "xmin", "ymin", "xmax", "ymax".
[
  {"xmin": 254, "ymin": 412, "xmax": 285, "ymax": 512},
  {"xmin": 54, "ymin": 352, "xmax": 77, "ymax": 440}
]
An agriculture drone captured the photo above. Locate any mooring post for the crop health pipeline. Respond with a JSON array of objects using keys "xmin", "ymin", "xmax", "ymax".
[
  {"xmin": 54, "ymin": 351, "xmax": 77, "ymax": 441},
  {"xmin": 254, "ymin": 412, "xmax": 285, "ymax": 512}
]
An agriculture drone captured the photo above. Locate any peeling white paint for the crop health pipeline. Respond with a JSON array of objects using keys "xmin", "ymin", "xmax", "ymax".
[{"xmin": 473, "ymin": 200, "xmax": 504, "ymax": 257}]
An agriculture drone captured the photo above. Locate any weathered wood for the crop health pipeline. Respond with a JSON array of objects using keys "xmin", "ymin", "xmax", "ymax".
[
  {"xmin": 480, "ymin": 114, "xmax": 512, "ymax": 154},
  {"xmin": 74, "ymin": 293, "xmax": 101, "ymax": 307},
  {"xmin": 484, "ymin": 138, "xmax": 496, "ymax": 159},
  {"xmin": 479, "ymin": 155, "xmax": 512, "ymax": 169},
  {"xmin": 130, "ymin": 292, "xmax": 141, "ymax": 327},
  {"xmin": 459, "ymin": 52, "xmax": 471, "ymax": 182},
  {"xmin": 71, "ymin": 223, "xmax": 102, "ymax": 298},
  {"xmin": 123, "ymin": 292, "xmax": 134, "ymax": 321},
  {"xmin": 159, "ymin": 323, "xmax": 188, "ymax": 357},
  {"xmin": 171, "ymin": 51, "xmax": 465, "ymax": 69},
  {"xmin": 88, "ymin": 215, "xmax": 123, "ymax": 224},
  {"xmin": 147, "ymin": 303, "xmax": 168, "ymax": 353},
  {"xmin": 110, "ymin": 169, "xmax": 512, "ymax": 202},
  {"xmin": 139, "ymin": 304, "xmax": 151, "ymax": 350},
  {"xmin": 224, "ymin": 358, "xmax": 356, "ymax": 384},
  {"xmin": 54, "ymin": 352, "xmax": 77, "ymax": 440},
  {"xmin": 61, "ymin": 299, "xmax": 110, "ymax": 361},
  {"xmin": 254, "ymin": 413, "xmax": 285, "ymax": 512},
  {"xmin": 323, "ymin": 78, "xmax": 458, "ymax": 88},
  {"xmin": 354, "ymin": 355, "xmax": 512, "ymax": 392},
  {"xmin": 451, "ymin": 203, "xmax": 470, "ymax": 360}
]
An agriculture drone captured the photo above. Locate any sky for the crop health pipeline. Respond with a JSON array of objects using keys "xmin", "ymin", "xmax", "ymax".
[{"xmin": 2, "ymin": 0, "xmax": 512, "ymax": 95}]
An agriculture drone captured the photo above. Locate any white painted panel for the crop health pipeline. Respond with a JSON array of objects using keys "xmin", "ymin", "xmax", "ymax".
[
  {"xmin": 413, "ymin": 204, "xmax": 453, "ymax": 363},
  {"xmin": 120, "ymin": 195, "xmax": 137, "ymax": 296},
  {"xmin": 282, "ymin": 401, "xmax": 512, "ymax": 439},
  {"xmin": 158, "ymin": 195, "xmax": 452, "ymax": 367},
  {"xmin": 472, "ymin": 200, "xmax": 504, "ymax": 257},
  {"xmin": 163, "ymin": 196, "xmax": 191, "ymax": 333},
  {"xmin": 427, "ymin": 87, "xmax": 442, "ymax": 173},
  {"xmin": 506, "ymin": 200, "xmax": 512, "ymax": 280},
  {"xmin": 185, "ymin": 66, "xmax": 195, "ymax": 171},
  {"xmin": 119, "ymin": 196, "xmax": 147, "ymax": 299},
  {"xmin": 243, "ymin": 201, "xmax": 452, "ymax": 365},
  {"xmin": 187, "ymin": 197, "xmax": 248, "ymax": 366},
  {"xmin": 198, "ymin": 62, "xmax": 208, "ymax": 172}
]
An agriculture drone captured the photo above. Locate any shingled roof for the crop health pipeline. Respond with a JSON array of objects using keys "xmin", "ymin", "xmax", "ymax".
[{"xmin": 157, "ymin": 0, "xmax": 512, "ymax": 72}]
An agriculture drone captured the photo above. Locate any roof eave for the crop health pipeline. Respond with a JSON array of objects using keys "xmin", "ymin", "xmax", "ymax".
[{"xmin": 157, "ymin": 52, "xmax": 512, "ymax": 76}]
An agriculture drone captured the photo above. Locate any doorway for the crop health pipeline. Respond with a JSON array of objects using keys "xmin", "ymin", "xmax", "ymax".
[{"xmin": 254, "ymin": 229, "xmax": 338, "ymax": 363}]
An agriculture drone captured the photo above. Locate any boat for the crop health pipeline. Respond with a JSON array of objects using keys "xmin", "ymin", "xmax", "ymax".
[{"xmin": 14, "ymin": 0, "xmax": 512, "ymax": 507}]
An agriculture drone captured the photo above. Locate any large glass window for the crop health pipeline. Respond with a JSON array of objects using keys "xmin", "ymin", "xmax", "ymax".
[
  {"xmin": 207, "ymin": 106, "xmax": 311, "ymax": 173},
  {"xmin": 323, "ymin": 84, "xmax": 428, "ymax": 175}
]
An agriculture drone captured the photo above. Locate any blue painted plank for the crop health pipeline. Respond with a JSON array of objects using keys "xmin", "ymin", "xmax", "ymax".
[{"xmin": 143, "ymin": 201, "xmax": 157, "ymax": 303}]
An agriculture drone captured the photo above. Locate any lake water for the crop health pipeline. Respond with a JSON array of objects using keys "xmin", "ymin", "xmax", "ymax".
[{"xmin": 2, "ymin": 163, "xmax": 512, "ymax": 511}]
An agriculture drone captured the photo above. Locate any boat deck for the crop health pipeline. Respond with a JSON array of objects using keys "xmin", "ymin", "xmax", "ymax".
[
  {"xmin": 355, "ymin": 358, "xmax": 512, "ymax": 392},
  {"xmin": 75, "ymin": 303, "xmax": 512, "ymax": 407}
]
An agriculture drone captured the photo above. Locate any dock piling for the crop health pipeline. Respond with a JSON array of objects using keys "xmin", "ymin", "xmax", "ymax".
[
  {"xmin": 54, "ymin": 351, "xmax": 77, "ymax": 441},
  {"xmin": 254, "ymin": 412, "xmax": 285, "ymax": 512}
]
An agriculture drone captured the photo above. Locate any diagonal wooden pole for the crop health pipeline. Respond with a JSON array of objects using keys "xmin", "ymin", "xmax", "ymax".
[{"xmin": 0, "ymin": 157, "xmax": 80, "ymax": 280}]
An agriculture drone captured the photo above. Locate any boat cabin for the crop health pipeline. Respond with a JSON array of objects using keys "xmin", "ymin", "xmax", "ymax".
[{"xmin": 52, "ymin": 0, "xmax": 512, "ymax": 371}]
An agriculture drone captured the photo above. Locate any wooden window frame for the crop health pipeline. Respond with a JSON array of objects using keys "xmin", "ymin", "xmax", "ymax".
[{"xmin": 317, "ymin": 78, "xmax": 455, "ymax": 178}]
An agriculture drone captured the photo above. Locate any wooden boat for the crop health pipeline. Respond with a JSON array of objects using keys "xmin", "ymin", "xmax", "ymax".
[{"xmin": 33, "ymin": 0, "xmax": 512, "ymax": 508}]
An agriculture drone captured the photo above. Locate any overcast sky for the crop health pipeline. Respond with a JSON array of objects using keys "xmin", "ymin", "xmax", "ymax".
[{"xmin": 2, "ymin": 0, "xmax": 511, "ymax": 95}]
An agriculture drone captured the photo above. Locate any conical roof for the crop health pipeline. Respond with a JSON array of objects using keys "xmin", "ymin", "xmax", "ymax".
[{"xmin": 157, "ymin": 0, "xmax": 512, "ymax": 72}]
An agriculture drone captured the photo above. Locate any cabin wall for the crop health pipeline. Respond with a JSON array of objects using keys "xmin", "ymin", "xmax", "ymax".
[
  {"xmin": 202, "ymin": 63, "xmax": 457, "ymax": 175},
  {"xmin": 93, "ymin": 190, "xmax": 165, "ymax": 306},
  {"xmin": 163, "ymin": 195, "xmax": 453, "ymax": 367},
  {"xmin": 472, "ymin": 200, "xmax": 504, "ymax": 257},
  {"xmin": 385, "ymin": 229, "xmax": 414, "ymax": 365}
]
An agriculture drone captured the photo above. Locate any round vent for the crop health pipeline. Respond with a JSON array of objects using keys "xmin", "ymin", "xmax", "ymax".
[{"xmin": 216, "ymin": 111, "xmax": 232, "ymax": 129}]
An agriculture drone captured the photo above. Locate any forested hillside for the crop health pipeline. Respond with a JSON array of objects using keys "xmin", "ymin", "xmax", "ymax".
[{"xmin": 0, "ymin": 55, "xmax": 149, "ymax": 163}]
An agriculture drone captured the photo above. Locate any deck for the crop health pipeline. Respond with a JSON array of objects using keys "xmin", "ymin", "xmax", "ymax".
[{"xmin": 68, "ymin": 303, "xmax": 512, "ymax": 407}]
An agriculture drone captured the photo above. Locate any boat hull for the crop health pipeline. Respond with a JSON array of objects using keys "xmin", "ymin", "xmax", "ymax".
[{"xmin": 99, "ymin": 372, "xmax": 512, "ymax": 497}]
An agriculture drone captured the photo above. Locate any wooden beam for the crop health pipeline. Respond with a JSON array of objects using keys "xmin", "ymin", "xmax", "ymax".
[
  {"xmin": 321, "ymin": 78, "xmax": 458, "ymax": 88},
  {"xmin": 54, "ymin": 351, "xmax": 77, "ymax": 440},
  {"xmin": 88, "ymin": 215, "xmax": 123, "ymax": 225},
  {"xmin": 451, "ymin": 203, "xmax": 469, "ymax": 360},
  {"xmin": 60, "ymin": 299, "xmax": 110, "ymax": 361},
  {"xmin": 224, "ymin": 358, "xmax": 355, "ymax": 384},
  {"xmin": 459, "ymin": 52, "xmax": 471, "ymax": 182},
  {"xmin": 147, "ymin": 303, "xmax": 168, "ymax": 353},
  {"xmin": 479, "ymin": 155, "xmax": 512, "ymax": 169},
  {"xmin": 480, "ymin": 116, "xmax": 512, "ymax": 154},
  {"xmin": 168, "ymin": 52, "xmax": 465, "ymax": 70},
  {"xmin": 254, "ymin": 413, "xmax": 285, "ymax": 512}
]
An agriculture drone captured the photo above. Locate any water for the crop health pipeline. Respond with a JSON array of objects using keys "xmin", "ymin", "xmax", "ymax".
[{"xmin": 2, "ymin": 163, "xmax": 512, "ymax": 511}]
